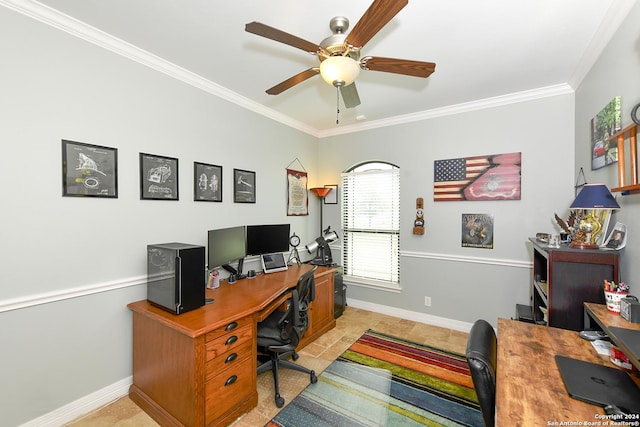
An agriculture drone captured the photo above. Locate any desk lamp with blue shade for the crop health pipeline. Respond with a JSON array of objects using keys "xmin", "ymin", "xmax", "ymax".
[{"xmin": 569, "ymin": 184, "xmax": 620, "ymax": 249}]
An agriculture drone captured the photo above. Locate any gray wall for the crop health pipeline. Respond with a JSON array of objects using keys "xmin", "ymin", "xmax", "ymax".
[
  {"xmin": 320, "ymin": 94, "xmax": 575, "ymax": 324},
  {"xmin": 575, "ymin": 1, "xmax": 640, "ymax": 293}
]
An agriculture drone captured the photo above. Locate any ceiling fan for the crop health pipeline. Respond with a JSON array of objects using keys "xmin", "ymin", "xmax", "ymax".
[{"xmin": 245, "ymin": 0, "xmax": 436, "ymax": 110}]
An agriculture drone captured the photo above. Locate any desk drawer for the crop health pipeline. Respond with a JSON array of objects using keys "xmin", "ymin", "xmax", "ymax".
[
  {"xmin": 205, "ymin": 339, "xmax": 253, "ymax": 382},
  {"xmin": 205, "ymin": 324, "xmax": 253, "ymax": 363},
  {"xmin": 205, "ymin": 316, "xmax": 253, "ymax": 343},
  {"xmin": 205, "ymin": 355, "xmax": 254, "ymax": 424}
]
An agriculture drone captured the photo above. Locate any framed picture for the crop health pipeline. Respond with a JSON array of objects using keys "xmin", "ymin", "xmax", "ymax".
[
  {"xmin": 324, "ymin": 184, "xmax": 338, "ymax": 204},
  {"xmin": 434, "ymin": 152, "xmax": 521, "ymax": 202},
  {"xmin": 461, "ymin": 213, "xmax": 494, "ymax": 249},
  {"xmin": 602, "ymin": 222, "xmax": 627, "ymax": 250},
  {"xmin": 194, "ymin": 162, "xmax": 222, "ymax": 202},
  {"xmin": 287, "ymin": 168, "xmax": 308, "ymax": 216},
  {"xmin": 234, "ymin": 169, "xmax": 256, "ymax": 203},
  {"xmin": 591, "ymin": 96, "xmax": 621, "ymax": 170},
  {"xmin": 140, "ymin": 153, "xmax": 179, "ymax": 200},
  {"xmin": 62, "ymin": 139, "xmax": 118, "ymax": 198}
]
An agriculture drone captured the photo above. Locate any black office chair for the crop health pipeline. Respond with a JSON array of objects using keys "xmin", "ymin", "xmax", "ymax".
[
  {"xmin": 257, "ymin": 266, "xmax": 318, "ymax": 407},
  {"xmin": 466, "ymin": 319, "xmax": 497, "ymax": 427}
]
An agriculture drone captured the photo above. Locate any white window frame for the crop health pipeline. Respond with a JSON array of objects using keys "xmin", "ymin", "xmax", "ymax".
[{"xmin": 341, "ymin": 162, "xmax": 400, "ymax": 290}]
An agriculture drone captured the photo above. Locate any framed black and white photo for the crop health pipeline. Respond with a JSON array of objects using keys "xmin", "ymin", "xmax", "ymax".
[
  {"xmin": 324, "ymin": 184, "xmax": 338, "ymax": 204},
  {"xmin": 62, "ymin": 139, "xmax": 118, "ymax": 198},
  {"xmin": 194, "ymin": 162, "xmax": 222, "ymax": 202},
  {"xmin": 234, "ymin": 169, "xmax": 255, "ymax": 203},
  {"xmin": 140, "ymin": 153, "xmax": 179, "ymax": 200}
]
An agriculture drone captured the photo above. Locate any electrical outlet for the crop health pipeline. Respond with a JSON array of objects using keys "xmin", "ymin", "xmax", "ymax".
[{"xmin": 424, "ymin": 296, "xmax": 432, "ymax": 307}]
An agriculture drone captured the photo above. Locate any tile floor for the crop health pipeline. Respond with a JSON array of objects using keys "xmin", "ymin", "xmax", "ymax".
[{"xmin": 67, "ymin": 306, "xmax": 469, "ymax": 426}]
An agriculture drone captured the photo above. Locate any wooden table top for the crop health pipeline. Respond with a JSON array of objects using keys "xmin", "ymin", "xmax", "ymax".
[
  {"xmin": 128, "ymin": 264, "xmax": 330, "ymax": 338},
  {"xmin": 496, "ymin": 318, "xmax": 609, "ymax": 424}
]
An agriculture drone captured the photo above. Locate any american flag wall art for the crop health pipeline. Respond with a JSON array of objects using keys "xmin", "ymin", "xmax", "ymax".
[{"xmin": 433, "ymin": 152, "xmax": 521, "ymax": 202}]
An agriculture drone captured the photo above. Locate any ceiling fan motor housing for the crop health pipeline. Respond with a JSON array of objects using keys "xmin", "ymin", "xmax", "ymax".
[{"xmin": 320, "ymin": 16, "xmax": 360, "ymax": 62}]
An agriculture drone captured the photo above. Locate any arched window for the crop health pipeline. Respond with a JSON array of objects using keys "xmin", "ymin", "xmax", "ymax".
[{"xmin": 341, "ymin": 161, "xmax": 400, "ymax": 287}]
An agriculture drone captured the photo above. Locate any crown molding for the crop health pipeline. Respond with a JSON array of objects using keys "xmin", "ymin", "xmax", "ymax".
[{"xmin": 317, "ymin": 84, "xmax": 575, "ymax": 138}]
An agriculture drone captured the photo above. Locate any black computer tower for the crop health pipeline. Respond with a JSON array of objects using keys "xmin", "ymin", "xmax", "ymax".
[
  {"xmin": 334, "ymin": 269, "xmax": 346, "ymax": 319},
  {"xmin": 147, "ymin": 243, "xmax": 205, "ymax": 315}
]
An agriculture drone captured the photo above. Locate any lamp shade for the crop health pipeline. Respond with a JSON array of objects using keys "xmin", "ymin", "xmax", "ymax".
[
  {"xmin": 570, "ymin": 184, "xmax": 620, "ymax": 209},
  {"xmin": 319, "ymin": 56, "xmax": 360, "ymax": 87},
  {"xmin": 310, "ymin": 187, "xmax": 332, "ymax": 198}
]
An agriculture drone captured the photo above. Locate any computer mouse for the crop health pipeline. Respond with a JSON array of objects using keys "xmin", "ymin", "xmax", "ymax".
[{"xmin": 603, "ymin": 404, "xmax": 635, "ymax": 416}]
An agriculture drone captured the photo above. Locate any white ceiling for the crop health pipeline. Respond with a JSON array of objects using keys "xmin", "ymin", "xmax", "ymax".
[{"xmin": 7, "ymin": 0, "xmax": 637, "ymax": 136}]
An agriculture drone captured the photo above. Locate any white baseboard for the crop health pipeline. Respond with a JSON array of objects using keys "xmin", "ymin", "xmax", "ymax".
[
  {"xmin": 19, "ymin": 377, "xmax": 132, "ymax": 427},
  {"xmin": 346, "ymin": 298, "xmax": 474, "ymax": 333}
]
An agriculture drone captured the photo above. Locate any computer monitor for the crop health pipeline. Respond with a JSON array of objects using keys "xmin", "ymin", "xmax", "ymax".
[
  {"xmin": 246, "ymin": 224, "xmax": 291, "ymax": 256},
  {"xmin": 208, "ymin": 226, "xmax": 247, "ymax": 275}
]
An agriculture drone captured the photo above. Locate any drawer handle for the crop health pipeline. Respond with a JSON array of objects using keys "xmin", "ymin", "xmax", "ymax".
[
  {"xmin": 225, "ymin": 375, "xmax": 238, "ymax": 386},
  {"xmin": 225, "ymin": 322, "xmax": 238, "ymax": 331},
  {"xmin": 225, "ymin": 335, "xmax": 238, "ymax": 346},
  {"xmin": 225, "ymin": 353, "xmax": 238, "ymax": 364}
]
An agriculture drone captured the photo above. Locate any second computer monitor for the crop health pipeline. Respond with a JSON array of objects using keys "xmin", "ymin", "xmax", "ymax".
[{"xmin": 246, "ymin": 224, "xmax": 290, "ymax": 256}]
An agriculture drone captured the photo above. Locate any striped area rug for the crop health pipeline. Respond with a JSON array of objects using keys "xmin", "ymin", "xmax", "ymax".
[{"xmin": 267, "ymin": 329, "xmax": 483, "ymax": 427}]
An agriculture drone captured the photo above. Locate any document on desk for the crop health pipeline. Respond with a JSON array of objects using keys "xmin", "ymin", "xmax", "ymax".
[{"xmin": 591, "ymin": 339, "xmax": 611, "ymax": 356}]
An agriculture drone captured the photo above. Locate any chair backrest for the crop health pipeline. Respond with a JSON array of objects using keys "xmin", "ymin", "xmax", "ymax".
[
  {"xmin": 466, "ymin": 319, "xmax": 497, "ymax": 427},
  {"xmin": 279, "ymin": 266, "xmax": 317, "ymax": 346}
]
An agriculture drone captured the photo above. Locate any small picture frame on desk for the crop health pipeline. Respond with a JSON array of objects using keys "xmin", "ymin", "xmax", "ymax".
[{"xmin": 602, "ymin": 222, "xmax": 626, "ymax": 250}]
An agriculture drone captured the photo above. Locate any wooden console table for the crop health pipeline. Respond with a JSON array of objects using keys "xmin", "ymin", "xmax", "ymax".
[
  {"xmin": 584, "ymin": 302, "xmax": 640, "ymax": 371},
  {"xmin": 127, "ymin": 264, "xmax": 335, "ymax": 427}
]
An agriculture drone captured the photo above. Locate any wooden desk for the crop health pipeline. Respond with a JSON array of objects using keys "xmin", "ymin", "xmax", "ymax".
[
  {"xmin": 584, "ymin": 302, "xmax": 640, "ymax": 371},
  {"xmin": 497, "ymin": 318, "xmax": 611, "ymax": 424},
  {"xmin": 127, "ymin": 264, "xmax": 335, "ymax": 427}
]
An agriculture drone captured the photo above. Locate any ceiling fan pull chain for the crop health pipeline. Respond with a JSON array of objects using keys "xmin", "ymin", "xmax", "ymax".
[{"xmin": 336, "ymin": 86, "xmax": 340, "ymax": 124}]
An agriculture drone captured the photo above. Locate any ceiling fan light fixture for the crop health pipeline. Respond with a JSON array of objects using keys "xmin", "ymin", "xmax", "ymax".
[{"xmin": 320, "ymin": 56, "xmax": 360, "ymax": 87}]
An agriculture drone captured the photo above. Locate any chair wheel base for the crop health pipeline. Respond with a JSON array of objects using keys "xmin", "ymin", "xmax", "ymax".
[
  {"xmin": 310, "ymin": 371, "xmax": 317, "ymax": 383},
  {"xmin": 275, "ymin": 394, "xmax": 285, "ymax": 408}
]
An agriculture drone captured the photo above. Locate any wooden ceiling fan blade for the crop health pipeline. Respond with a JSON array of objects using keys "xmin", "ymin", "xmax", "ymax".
[
  {"xmin": 245, "ymin": 21, "xmax": 320, "ymax": 54},
  {"xmin": 362, "ymin": 56, "xmax": 436, "ymax": 78},
  {"xmin": 266, "ymin": 68, "xmax": 320, "ymax": 95},
  {"xmin": 340, "ymin": 83, "xmax": 361, "ymax": 108},
  {"xmin": 345, "ymin": 0, "xmax": 408, "ymax": 48}
]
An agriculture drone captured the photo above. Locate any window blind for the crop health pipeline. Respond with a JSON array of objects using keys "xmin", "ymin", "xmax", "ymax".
[{"xmin": 341, "ymin": 167, "xmax": 400, "ymax": 284}]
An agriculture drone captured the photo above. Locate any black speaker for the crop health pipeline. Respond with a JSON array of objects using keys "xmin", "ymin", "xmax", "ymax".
[{"xmin": 147, "ymin": 243, "xmax": 205, "ymax": 315}]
